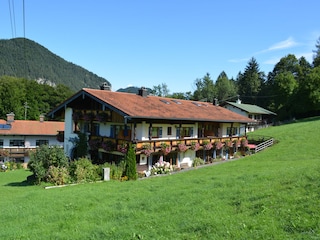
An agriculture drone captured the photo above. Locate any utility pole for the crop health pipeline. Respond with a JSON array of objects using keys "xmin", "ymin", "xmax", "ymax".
[{"xmin": 24, "ymin": 102, "xmax": 30, "ymax": 120}]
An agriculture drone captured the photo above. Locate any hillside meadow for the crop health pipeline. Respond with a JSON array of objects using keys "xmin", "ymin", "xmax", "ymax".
[{"xmin": 1, "ymin": 118, "xmax": 320, "ymax": 239}]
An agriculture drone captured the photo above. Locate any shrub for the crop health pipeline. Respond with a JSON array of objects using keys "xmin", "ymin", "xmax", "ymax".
[
  {"xmin": 192, "ymin": 157, "xmax": 205, "ymax": 167},
  {"xmin": 28, "ymin": 145, "xmax": 68, "ymax": 184},
  {"xmin": 69, "ymin": 157, "xmax": 101, "ymax": 183},
  {"xmin": 47, "ymin": 166, "xmax": 70, "ymax": 185},
  {"xmin": 151, "ymin": 160, "xmax": 173, "ymax": 175},
  {"xmin": 101, "ymin": 161, "xmax": 125, "ymax": 180}
]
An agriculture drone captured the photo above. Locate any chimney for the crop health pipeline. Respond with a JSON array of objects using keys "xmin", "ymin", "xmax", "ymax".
[
  {"xmin": 100, "ymin": 82, "xmax": 111, "ymax": 91},
  {"xmin": 39, "ymin": 114, "xmax": 45, "ymax": 122},
  {"xmin": 213, "ymin": 98, "xmax": 218, "ymax": 106},
  {"xmin": 236, "ymin": 98, "xmax": 242, "ymax": 104},
  {"xmin": 6, "ymin": 112, "xmax": 15, "ymax": 124},
  {"xmin": 138, "ymin": 87, "xmax": 147, "ymax": 97}
]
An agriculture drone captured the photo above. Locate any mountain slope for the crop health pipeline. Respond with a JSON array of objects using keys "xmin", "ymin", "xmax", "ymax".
[{"xmin": 0, "ymin": 38, "xmax": 111, "ymax": 91}]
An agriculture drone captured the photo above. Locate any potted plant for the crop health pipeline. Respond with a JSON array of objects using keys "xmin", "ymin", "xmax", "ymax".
[
  {"xmin": 177, "ymin": 142, "xmax": 188, "ymax": 152},
  {"xmin": 160, "ymin": 142, "xmax": 171, "ymax": 155},
  {"xmin": 214, "ymin": 141, "xmax": 223, "ymax": 158},
  {"xmin": 141, "ymin": 143, "xmax": 153, "ymax": 157},
  {"xmin": 101, "ymin": 140, "xmax": 115, "ymax": 152},
  {"xmin": 117, "ymin": 143, "xmax": 128, "ymax": 154},
  {"xmin": 190, "ymin": 141, "xmax": 200, "ymax": 151},
  {"xmin": 203, "ymin": 140, "xmax": 213, "ymax": 150}
]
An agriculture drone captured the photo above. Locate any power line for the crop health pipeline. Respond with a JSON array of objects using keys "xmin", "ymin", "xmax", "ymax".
[
  {"xmin": 23, "ymin": 0, "xmax": 26, "ymax": 38},
  {"xmin": 8, "ymin": 0, "xmax": 14, "ymax": 37},
  {"xmin": 12, "ymin": 0, "xmax": 16, "ymax": 37}
]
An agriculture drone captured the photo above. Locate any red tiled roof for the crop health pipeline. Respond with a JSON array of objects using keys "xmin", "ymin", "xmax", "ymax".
[
  {"xmin": 0, "ymin": 120, "xmax": 64, "ymax": 136},
  {"xmin": 83, "ymin": 88, "xmax": 254, "ymax": 123}
]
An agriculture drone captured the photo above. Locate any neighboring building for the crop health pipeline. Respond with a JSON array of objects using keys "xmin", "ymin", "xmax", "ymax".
[
  {"xmin": 0, "ymin": 113, "xmax": 64, "ymax": 163},
  {"xmin": 223, "ymin": 99, "xmax": 276, "ymax": 131},
  {"xmin": 47, "ymin": 87, "xmax": 254, "ymax": 170}
]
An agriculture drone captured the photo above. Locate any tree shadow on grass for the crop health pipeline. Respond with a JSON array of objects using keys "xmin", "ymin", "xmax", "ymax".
[{"xmin": 5, "ymin": 175, "xmax": 35, "ymax": 187}]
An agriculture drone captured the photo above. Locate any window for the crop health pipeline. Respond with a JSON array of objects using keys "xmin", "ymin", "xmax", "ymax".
[
  {"xmin": 10, "ymin": 140, "xmax": 24, "ymax": 147},
  {"xmin": 151, "ymin": 127, "xmax": 162, "ymax": 138},
  {"xmin": 227, "ymin": 127, "xmax": 238, "ymax": 136},
  {"xmin": 167, "ymin": 127, "xmax": 172, "ymax": 136},
  {"xmin": 177, "ymin": 127, "xmax": 194, "ymax": 138},
  {"xmin": 36, "ymin": 140, "xmax": 49, "ymax": 146},
  {"xmin": 0, "ymin": 139, "xmax": 3, "ymax": 148},
  {"xmin": 110, "ymin": 125, "xmax": 131, "ymax": 138}
]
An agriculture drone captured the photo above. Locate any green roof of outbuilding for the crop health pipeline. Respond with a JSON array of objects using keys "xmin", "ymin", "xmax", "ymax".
[{"xmin": 226, "ymin": 102, "xmax": 277, "ymax": 115}]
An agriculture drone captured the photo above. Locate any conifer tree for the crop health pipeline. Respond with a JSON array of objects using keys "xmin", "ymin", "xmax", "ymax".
[{"xmin": 125, "ymin": 143, "xmax": 137, "ymax": 180}]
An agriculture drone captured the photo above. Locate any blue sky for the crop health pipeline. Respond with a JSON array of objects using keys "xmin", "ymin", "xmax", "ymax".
[{"xmin": 1, "ymin": 1, "xmax": 319, "ymax": 93}]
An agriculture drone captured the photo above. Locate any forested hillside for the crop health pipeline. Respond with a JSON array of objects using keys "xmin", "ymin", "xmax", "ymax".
[
  {"xmin": 0, "ymin": 38, "xmax": 111, "ymax": 91},
  {"xmin": 0, "ymin": 76, "xmax": 73, "ymax": 120}
]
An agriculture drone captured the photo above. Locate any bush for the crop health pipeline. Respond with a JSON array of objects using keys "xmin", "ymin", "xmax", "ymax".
[
  {"xmin": 192, "ymin": 157, "xmax": 205, "ymax": 167},
  {"xmin": 101, "ymin": 162, "xmax": 125, "ymax": 180},
  {"xmin": 28, "ymin": 145, "xmax": 69, "ymax": 184},
  {"xmin": 69, "ymin": 158, "xmax": 101, "ymax": 183},
  {"xmin": 47, "ymin": 166, "xmax": 70, "ymax": 185}
]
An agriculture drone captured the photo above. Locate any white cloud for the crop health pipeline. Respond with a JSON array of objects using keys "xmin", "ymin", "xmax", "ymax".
[
  {"xmin": 256, "ymin": 37, "xmax": 299, "ymax": 55},
  {"xmin": 268, "ymin": 37, "xmax": 298, "ymax": 51}
]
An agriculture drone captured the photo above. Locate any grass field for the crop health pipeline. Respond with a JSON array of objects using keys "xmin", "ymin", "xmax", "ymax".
[{"xmin": 1, "ymin": 118, "xmax": 320, "ymax": 239}]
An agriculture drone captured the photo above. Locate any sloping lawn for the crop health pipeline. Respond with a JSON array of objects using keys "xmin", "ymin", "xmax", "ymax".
[{"xmin": 1, "ymin": 118, "xmax": 320, "ymax": 239}]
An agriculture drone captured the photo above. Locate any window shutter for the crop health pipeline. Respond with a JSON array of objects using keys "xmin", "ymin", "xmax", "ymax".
[
  {"xmin": 110, "ymin": 126, "xmax": 114, "ymax": 138},
  {"xmin": 176, "ymin": 128, "xmax": 180, "ymax": 139}
]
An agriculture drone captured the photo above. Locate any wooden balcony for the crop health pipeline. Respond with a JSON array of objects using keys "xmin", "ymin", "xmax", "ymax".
[{"xmin": 89, "ymin": 135, "xmax": 247, "ymax": 154}]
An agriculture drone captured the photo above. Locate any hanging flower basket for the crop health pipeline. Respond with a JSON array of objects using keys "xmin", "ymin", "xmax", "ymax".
[
  {"xmin": 178, "ymin": 143, "xmax": 188, "ymax": 152},
  {"xmin": 190, "ymin": 141, "xmax": 200, "ymax": 151},
  {"xmin": 214, "ymin": 141, "xmax": 223, "ymax": 150},
  {"xmin": 141, "ymin": 143, "xmax": 153, "ymax": 157},
  {"xmin": 160, "ymin": 142, "xmax": 171, "ymax": 155},
  {"xmin": 203, "ymin": 141, "xmax": 213, "ymax": 150},
  {"xmin": 101, "ymin": 140, "xmax": 115, "ymax": 152},
  {"xmin": 117, "ymin": 143, "xmax": 128, "ymax": 154},
  {"xmin": 0, "ymin": 149, "xmax": 9, "ymax": 157},
  {"xmin": 224, "ymin": 140, "xmax": 233, "ymax": 149}
]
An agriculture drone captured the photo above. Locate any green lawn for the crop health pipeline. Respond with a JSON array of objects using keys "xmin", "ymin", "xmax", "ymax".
[{"xmin": 1, "ymin": 118, "xmax": 320, "ymax": 239}]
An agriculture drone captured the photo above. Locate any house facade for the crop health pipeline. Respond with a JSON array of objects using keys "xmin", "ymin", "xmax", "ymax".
[
  {"xmin": 48, "ymin": 87, "xmax": 254, "ymax": 170},
  {"xmin": 0, "ymin": 113, "xmax": 64, "ymax": 164},
  {"xmin": 223, "ymin": 100, "xmax": 276, "ymax": 131}
]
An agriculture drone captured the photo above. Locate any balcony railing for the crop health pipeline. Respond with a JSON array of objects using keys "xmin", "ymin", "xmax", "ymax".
[{"xmin": 89, "ymin": 135, "xmax": 247, "ymax": 154}]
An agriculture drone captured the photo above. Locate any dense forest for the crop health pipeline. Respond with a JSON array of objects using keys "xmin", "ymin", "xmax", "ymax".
[
  {"xmin": 0, "ymin": 38, "xmax": 111, "ymax": 91},
  {"xmin": 0, "ymin": 76, "xmax": 73, "ymax": 120}
]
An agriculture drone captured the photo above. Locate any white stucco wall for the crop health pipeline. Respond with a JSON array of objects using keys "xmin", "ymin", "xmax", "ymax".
[{"xmin": 64, "ymin": 108, "xmax": 78, "ymax": 157}]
